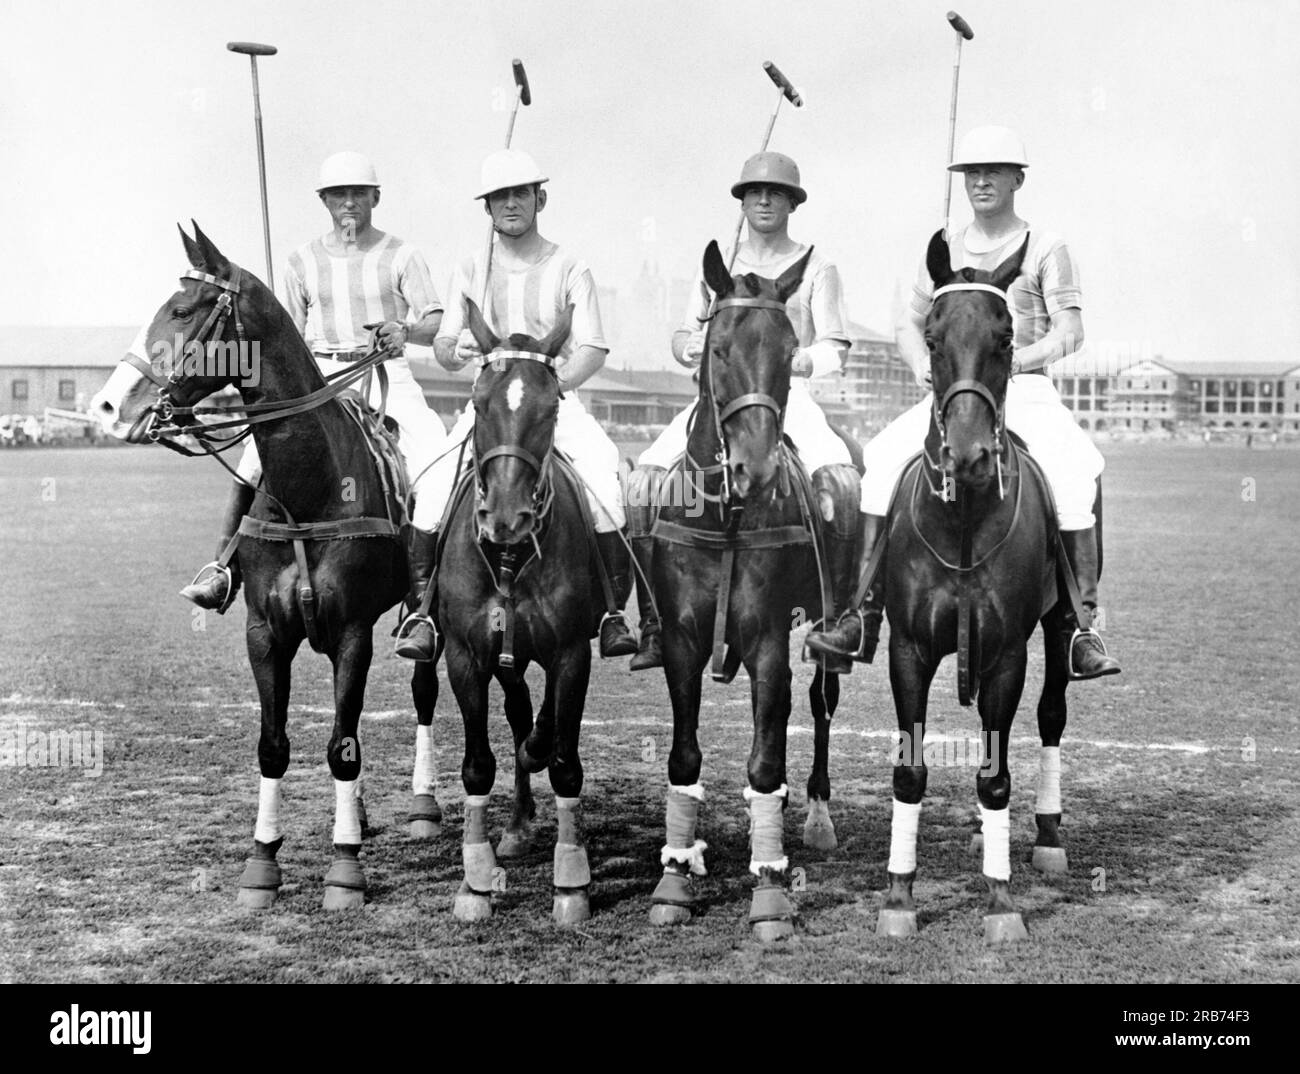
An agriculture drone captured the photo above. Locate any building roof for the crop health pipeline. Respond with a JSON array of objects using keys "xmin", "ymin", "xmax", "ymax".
[
  {"xmin": 0, "ymin": 325, "xmax": 139, "ymax": 368},
  {"xmin": 847, "ymin": 320, "xmax": 893, "ymax": 344}
]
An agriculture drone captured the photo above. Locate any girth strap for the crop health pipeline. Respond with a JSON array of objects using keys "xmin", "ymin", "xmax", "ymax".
[
  {"xmin": 650, "ymin": 520, "xmax": 812, "ymax": 550},
  {"xmin": 238, "ymin": 516, "xmax": 400, "ymax": 542}
]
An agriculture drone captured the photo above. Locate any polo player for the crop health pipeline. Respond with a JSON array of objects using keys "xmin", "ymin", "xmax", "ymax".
[
  {"xmin": 180, "ymin": 151, "xmax": 449, "ymax": 612},
  {"xmin": 393, "ymin": 148, "xmax": 637, "ymax": 662},
  {"xmin": 808, "ymin": 126, "xmax": 1121, "ymax": 681}
]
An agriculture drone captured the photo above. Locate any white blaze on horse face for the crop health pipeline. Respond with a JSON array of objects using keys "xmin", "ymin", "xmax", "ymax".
[
  {"xmin": 506, "ymin": 374, "xmax": 526, "ymax": 414},
  {"xmin": 90, "ymin": 360, "xmax": 149, "ymax": 437}
]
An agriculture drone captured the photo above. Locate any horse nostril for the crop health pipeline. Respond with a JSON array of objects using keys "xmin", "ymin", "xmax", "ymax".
[{"xmin": 515, "ymin": 510, "xmax": 535, "ymax": 533}]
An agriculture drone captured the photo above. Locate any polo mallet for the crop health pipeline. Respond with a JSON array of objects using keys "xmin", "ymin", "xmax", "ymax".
[
  {"xmin": 725, "ymin": 60, "xmax": 805, "ymax": 272},
  {"xmin": 942, "ymin": 12, "xmax": 974, "ymax": 236},
  {"xmin": 478, "ymin": 59, "xmax": 532, "ymax": 311},
  {"xmin": 227, "ymin": 41, "xmax": 278, "ymax": 290}
]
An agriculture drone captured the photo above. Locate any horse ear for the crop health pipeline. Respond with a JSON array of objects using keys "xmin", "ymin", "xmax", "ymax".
[
  {"xmin": 774, "ymin": 245, "xmax": 814, "ymax": 303},
  {"xmin": 465, "ymin": 298, "xmax": 499, "ymax": 355},
  {"xmin": 703, "ymin": 240, "xmax": 733, "ymax": 298},
  {"xmin": 190, "ymin": 221, "xmax": 230, "ymax": 276},
  {"xmin": 178, "ymin": 224, "xmax": 204, "ymax": 270},
  {"xmin": 537, "ymin": 303, "xmax": 574, "ymax": 359},
  {"xmin": 926, "ymin": 229, "xmax": 954, "ymax": 287},
  {"xmin": 989, "ymin": 234, "xmax": 1030, "ymax": 294}
]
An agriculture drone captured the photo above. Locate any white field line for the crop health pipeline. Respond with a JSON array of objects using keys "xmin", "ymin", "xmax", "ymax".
[{"xmin": 2, "ymin": 693, "xmax": 1288, "ymax": 755}]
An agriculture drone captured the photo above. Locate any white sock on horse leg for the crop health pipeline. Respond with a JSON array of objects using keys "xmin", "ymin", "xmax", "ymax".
[
  {"xmin": 979, "ymin": 804, "xmax": 1012, "ymax": 882},
  {"xmin": 462, "ymin": 794, "xmax": 496, "ymax": 891},
  {"xmin": 662, "ymin": 783, "xmax": 707, "ymax": 875},
  {"xmin": 412, "ymin": 724, "xmax": 437, "ymax": 797},
  {"xmin": 332, "ymin": 779, "xmax": 362, "ymax": 846},
  {"xmin": 253, "ymin": 776, "xmax": 282, "ymax": 845},
  {"xmin": 887, "ymin": 798, "xmax": 922, "ymax": 874},
  {"xmin": 743, "ymin": 784, "xmax": 788, "ymax": 876},
  {"xmin": 1036, "ymin": 747, "xmax": 1061, "ymax": 815},
  {"xmin": 554, "ymin": 796, "xmax": 590, "ymax": 888}
]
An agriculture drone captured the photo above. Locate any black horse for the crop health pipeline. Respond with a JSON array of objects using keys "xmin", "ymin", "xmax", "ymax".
[
  {"xmin": 438, "ymin": 299, "xmax": 608, "ymax": 926},
  {"xmin": 91, "ymin": 225, "xmax": 440, "ymax": 910},
  {"xmin": 877, "ymin": 230, "xmax": 1085, "ymax": 942},
  {"xmin": 631, "ymin": 241, "xmax": 851, "ymax": 941}
]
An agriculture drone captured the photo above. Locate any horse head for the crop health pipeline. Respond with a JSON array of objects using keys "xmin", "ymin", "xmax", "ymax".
[
  {"xmin": 699, "ymin": 239, "xmax": 811, "ymax": 501},
  {"xmin": 91, "ymin": 223, "xmax": 279, "ymax": 443},
  {"xmin": 923, "ymin": 229, "xmax": 1027, "ymax": 494},
  {"xmin": 467, "ymin": 298, "xmax": 572, "ymax": 545}
]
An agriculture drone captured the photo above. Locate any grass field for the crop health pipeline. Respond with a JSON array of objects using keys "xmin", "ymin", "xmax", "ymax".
[{"xmin": 1, "ymin": 441, "xmax": 1297, "ymax": 983}]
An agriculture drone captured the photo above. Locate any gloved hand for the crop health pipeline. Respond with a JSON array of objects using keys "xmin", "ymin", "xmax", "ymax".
[
  {"xmin": 375, "ymin": 321, "xmax": 409, "ymax": 356},
  {"xmin": 455, "ymin": 329, "xmax": 484, "ymax": 364},
  {"xmin": 681, "ymin": 329, "xmax": 707, "ymax": 366}
]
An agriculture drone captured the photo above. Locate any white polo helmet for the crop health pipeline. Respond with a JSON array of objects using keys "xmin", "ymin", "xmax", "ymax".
[
  {"xmin": 476, "ymin": 149, "xmax": 548, "ymax": 200},
  {"xmin": 948, "ymin": 126, "xmax": 1030, "ymax": 171},
  {"xmin": 316, "ymin": 151, "xmax": 380, "ymax": 192}
]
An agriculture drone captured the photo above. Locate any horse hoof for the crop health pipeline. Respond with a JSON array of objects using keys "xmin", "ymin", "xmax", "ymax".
[
  {"xmin": 408, "ymin": 794, "xmax": 442, "ymax": 839},
  {"xmin": 496, "ymin": 827, "xmax": 534, "ymax": 859},
  {"xmin": 235, "ymin": 886, "xmax": 277, "ymax": 910},
  {"xmin": 323, "ymin": 885, "xmax": 365, "ymax": 911},
  {"xmin": 969, "ymin": 832, "xmax": 984, "ymax": 854},
  {"xmin": 649, "ymin": 902, "xmax": 693, "ymax": 926},
  {"xmin": 752, "ymin": 918, "xmax": 795, "ymax": 943},
  {"xmin": 803, "ymin": 819, "xmax": 838, "ymax": 852},
  {"xmin": 453, "ymin": 885, "xmax": 492, "ymax": 923},
  {"xmin": 553, "ymin": 890, "xmax": 591, "ymax": 926},
  {"xmin": 876, "ymin": 909, "xmax": 918, "ymax": 938},
  {"xmin": 983, "ymin": 912, "xmax": 1029, "ymax": 944},
  {"xmin": 1032, "ymin": 846, "xmax": 1068, "ymax": 874},
  {"xmin": 409, "ymin": 818, "xmax": 441, "ymax": 840}
]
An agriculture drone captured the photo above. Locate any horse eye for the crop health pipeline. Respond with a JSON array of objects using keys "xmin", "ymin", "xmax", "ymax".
[{"xmin": 173, "ymin": 307, "xmax": 192, "ymax": 319}]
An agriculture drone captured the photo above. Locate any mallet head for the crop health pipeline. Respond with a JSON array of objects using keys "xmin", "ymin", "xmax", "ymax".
[
  {"xmin": 762, "ymin": 60, "xmax": 804, "ymax": 107},
  {"xmin": 227, "ymin": 41, "xmax": 278, "ymax": 56},
  {"xmin": 512, "ymin": 59, "xmax": 531, "ymax": 106},
  {"xmin": 946, "ymin": 12, "xmax": 974, "ymax": 40}
]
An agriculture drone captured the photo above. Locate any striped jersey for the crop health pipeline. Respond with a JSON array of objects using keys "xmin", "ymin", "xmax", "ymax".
[
  {"xmin": 910, "ymin": 225, "xmax": 1081, "ymax": 364},
  {"xmin": 283, "ymin": 231, "xmax": 442, "ymax": 354},
  {"xmin": 437, "ymin": 241, "xmax": 607, "ymax": 367},
  {"xmin": 681, "ymin": 242, "xmax": 851, "ymax": 359}
]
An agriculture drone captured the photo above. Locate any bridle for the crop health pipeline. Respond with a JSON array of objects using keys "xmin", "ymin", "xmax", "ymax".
[
  {"xmin": 685, "ymin": 294, "xmax": 793, "ymax": 517},
  {"xmin": 924, "ymin": 281, "xmax": 1013, "ymax": 503},
  {"xmin": 472, "ymin": 349, "xmax": 560, "ymax": 527}
]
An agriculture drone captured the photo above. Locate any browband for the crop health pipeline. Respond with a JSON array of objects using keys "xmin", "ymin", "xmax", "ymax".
[
  {"xmin": 932, "ymin": 282, "xmax": 1009, "ymax": 304},
  {"xmin": 713, "ymin": 297, "xmax": 789, "ymax": 313}
]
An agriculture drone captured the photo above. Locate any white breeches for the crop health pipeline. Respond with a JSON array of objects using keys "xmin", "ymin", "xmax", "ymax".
[
  {"xmin": 235, "ymin": 355, "xmax": 449, "ymax": 529},
  {"xmin": 638, "ymin": 380, "xmax": 851, "ymax": 474},
  {"xmin": 859, "ymin": 374, "xmax": 1104, "ymax": 530},
  {"xmin": 420, "ymin": 393, "xmax": 625, "ymax": 533}
]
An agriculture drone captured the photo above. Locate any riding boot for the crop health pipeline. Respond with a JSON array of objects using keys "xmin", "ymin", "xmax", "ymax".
[
  {"xmin": 805, "ymin": 512, "xmax": 886, "ymax": 664},
  {"xmin": 595, "ymin": 529, "xmax": 638, "ymax": 658},
  {"xmin": 1059, "ymin": 527, "xmax": 1121, "ymax": 680},
  {"xmin": 180, "ymin": 480, "xmax": 256, "ymax": 613},
  {"xmin": 394, "ymin": 526, "xmax": 441, "ymax": 662},
  {"xmin": 628, "ymin": 535, "xmax": 663, "ymax": 671}
]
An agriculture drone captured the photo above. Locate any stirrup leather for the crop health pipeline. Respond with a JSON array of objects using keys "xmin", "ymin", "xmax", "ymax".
[{"xmin": 185, "ymin": 561, "xmax": 237, "ymax": 614}]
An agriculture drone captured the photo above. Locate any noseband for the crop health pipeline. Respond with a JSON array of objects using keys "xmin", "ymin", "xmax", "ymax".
[
  {"xmin": 688, "ymin": 295, "xmax": 792, "ymax": 513},
  {"xmin": 926, "ymin": 281, "xmax": 1012, "ymax": 502}
]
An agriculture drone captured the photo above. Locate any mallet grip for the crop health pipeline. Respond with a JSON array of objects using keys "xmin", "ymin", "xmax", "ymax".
[
  {"xmin": 227, "ymin": 41, "xmax": 278, "ymax": 56},
  {"xmin": 946, "ymin": 12, "xmax": 974, "ymax": 40},
  {"xmin": 762, "ymin": 61, "xmax": 803, "ymax": 107},
  {"xmin": 512, "ymin": 59, "xmax": 531, "ymax": 106}
]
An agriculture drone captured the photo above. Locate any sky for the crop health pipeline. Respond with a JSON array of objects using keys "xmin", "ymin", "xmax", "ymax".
[{"xmin": 5, "ymin": 0, "xmax": 1298, "ymax": 370}]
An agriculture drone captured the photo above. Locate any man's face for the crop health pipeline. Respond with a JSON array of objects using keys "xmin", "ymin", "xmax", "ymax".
[
  {"xmin": 320, "ymin": 186, "xmax": 379, "ymax": 235},
  {"xmin": 485, "ymin": 184, "xmax": 545, "ymax": 237},
  {"xmin": 741, "ymin": 185, "xmax": 795, "ymax": 233},
  {"xmin": 962, "ymin": 165, "xmax": 1023, "ymax": 216}
]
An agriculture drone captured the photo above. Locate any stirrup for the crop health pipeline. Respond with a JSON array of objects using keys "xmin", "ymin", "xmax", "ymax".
[
  {"xmin": 1068, "ymin": 627, "xmax": 1119, "ymax": 680},
  {"xmin": 181, "ymin": 561, "xmax": 237, "ymax": 614},
  {"xmin": 394, "ymin": 613, "xmax": 440, "ymax": 661}
]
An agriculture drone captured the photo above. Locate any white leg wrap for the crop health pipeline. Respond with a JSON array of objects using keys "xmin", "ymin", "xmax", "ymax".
[
  {"xmin": 979, "ymin": 804, "xmax": 1012, "ymax": 882},
  {"xmin": 660, "ymin": 840, "xmax": 709, "ymax": 876},
  {"xmin": 1036, "ymin": 746, "xmax": 1061, "ymax": 815},
  {"xmin": 253, "ymin": 776, "xmax": 282, "ymax": 845},
  {"xmin": 412, "ymin": 724, "xmax": 437, "ymax": 797},
  {"xmin": 668, "ymin": 782, "xmax": 705, "ymax": 802},
  {"xmin": 332, "ymin": 779, "xmax": 363, "ymax": 846},
  {"xmin": 662, "ymin": 784, "xmax": 707, "ymax": 875},
  {"xmin": 887, "ymin": 798, "xmax": 922, "ymax": 874},
  {"xmin": 743, "ymin": 784, "xmax": 788, "ymax": 876}
]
